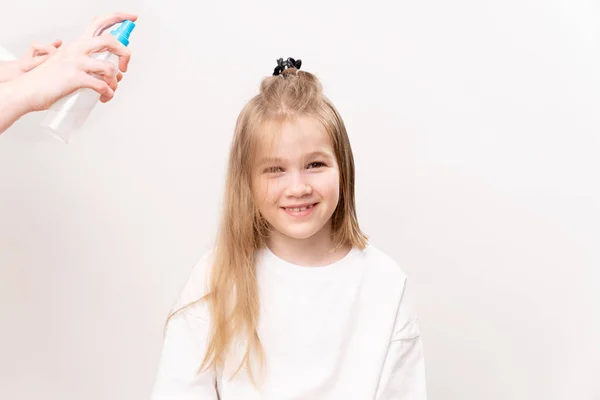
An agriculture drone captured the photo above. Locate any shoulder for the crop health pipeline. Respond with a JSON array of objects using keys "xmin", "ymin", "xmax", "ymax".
[
  {"xmin": 358, "ymin": 243, "xmax": 408, "ymax": 283},
  {"xmin": 351, "ymin": 244, "xmax": 411, "ymax": 306},
  {"xmin": 359, "ymin": 244, "xmax": 421, "ymax": 339},
  {"xmin": 163, "ymin": 251, "xmax": 214, "ymax": 347},
  {"xmin": 172, "ymin": 250, "xmax": 215, "ymax": 315}
]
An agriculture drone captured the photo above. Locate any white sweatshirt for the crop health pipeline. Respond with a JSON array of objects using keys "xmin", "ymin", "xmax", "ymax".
[{"xmin": 151, "ymin": 245, "xmax": 427, "ymax": 399}]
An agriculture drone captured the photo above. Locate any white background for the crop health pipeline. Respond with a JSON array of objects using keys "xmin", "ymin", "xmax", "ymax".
[{"xmin": 0, "ymin": 0, "xmax": 598, "ymax": 399}]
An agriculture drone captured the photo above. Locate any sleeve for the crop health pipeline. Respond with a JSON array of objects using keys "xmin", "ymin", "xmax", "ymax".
[
  {"xmin": 151, "ymin": 253, "xmax": 219, "ymax": 400},
  {"xmin": 375, "ymin": 278, "xmax": 427, "ymax": 400}
]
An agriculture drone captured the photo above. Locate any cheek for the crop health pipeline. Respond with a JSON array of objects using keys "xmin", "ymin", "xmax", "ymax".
[
  {"xmin": 253, "ymin": 178, "xmax": 283, "ymax": 209},
  {"xmin": 312, "ymin": 170, "xmax": 340, "ymax": 201}
]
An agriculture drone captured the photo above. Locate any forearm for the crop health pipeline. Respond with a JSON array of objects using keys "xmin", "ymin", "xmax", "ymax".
[
  {"xmin": 0, "ymin": 80, "xmax": 32, "ymax": 135},
  {"xmin": 0, "ymin": 60, "xmax": 20, "ymax": 83}
]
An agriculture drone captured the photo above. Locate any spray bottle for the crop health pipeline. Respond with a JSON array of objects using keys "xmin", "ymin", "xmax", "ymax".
[{"xmin": 41, "ymin": 20, "xmax": 136, "ymax": 143}]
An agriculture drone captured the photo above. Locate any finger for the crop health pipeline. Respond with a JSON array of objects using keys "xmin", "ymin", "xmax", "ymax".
[
  {"xmin": 52, "ymin": 39, "xmax": 63, "ymax": 49},
  {"xmin": 82, "ymin": 71, "xmax": 118, "ymax": 99},
  {"xmin": 79, "ymin": 57, "xmax": 118, "ymax": 77},
  {"xmin": 107, "ymin": 79, "xmax": 118, "ymax": 93},
  {"xmin": 81, "ymin": 12, "xmax": 138, "ymax": 38},
  {"xmin": 31, "ymin": 43, "xmax": 59, "ymax": 57},
  {"xmin": 96, "ymin": 72, "xmax": 119, "ymax": 92},
  {"xmin": 116, "ymin": 71, "xmax": 123, "ymax": 82},
  {"xmin": 28, "ymin": 44, "xmax": 36, "ymax": 57},
  {"xmin": 28, "ymin": 42, "xmax": 41, "ymax": 57},
  {"xmin": 82, "ymin": 35, "xmax": 132, "ymax": 72},
  {"xmin": 79, "ymin": 73, "xmax": 114, "ymax": 100},
  {"xmin": 99, "ymin": 73, "xmax": 122, "ymax": 102},
  {"xmin": 100, "ymin": 83, "xmax": 118, "ymax": 103},
  {"xmin": 99, "ymin": 81, "xmax": 117, "ymax": 103}
]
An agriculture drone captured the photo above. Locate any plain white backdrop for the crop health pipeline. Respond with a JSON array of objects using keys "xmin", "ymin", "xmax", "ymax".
[{"xmin": 1, "ymin": 0, "xmax": 598, "ymax": 399}]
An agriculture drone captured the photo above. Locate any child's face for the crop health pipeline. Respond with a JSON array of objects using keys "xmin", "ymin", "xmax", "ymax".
[{"xmin": 252, "ymin": 116, "xmax": 340, "ymax": 242}]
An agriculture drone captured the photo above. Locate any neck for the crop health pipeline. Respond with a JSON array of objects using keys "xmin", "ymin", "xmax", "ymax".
[{"xmin": 267, "ymin": 220, "xmax": 351, "ymax": 267}]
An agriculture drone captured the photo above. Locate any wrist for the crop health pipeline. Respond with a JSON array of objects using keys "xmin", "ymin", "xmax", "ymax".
[
  {"xmin": 0, "ymin": 78, "xmax": 34, "ymax": 118},
  {"xmin": 0, "ymin": 60, "xmax": 22, "ymax": 83}
]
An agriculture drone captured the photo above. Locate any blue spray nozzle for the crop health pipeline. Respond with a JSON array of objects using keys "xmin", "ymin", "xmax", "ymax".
[{"xmin": 110, "ymin": 20, "xmax": 136, "ymax": 47}]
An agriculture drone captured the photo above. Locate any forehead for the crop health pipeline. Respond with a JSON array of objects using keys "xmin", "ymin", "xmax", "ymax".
[{"xmin": 254, "ymin": 116, "xmax": 333, "ymax": 160}]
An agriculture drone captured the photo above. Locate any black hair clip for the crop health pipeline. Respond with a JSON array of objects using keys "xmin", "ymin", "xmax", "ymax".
[{"xmin": 273, "ymin": 57, "xmax": 302, "ymax": 76}]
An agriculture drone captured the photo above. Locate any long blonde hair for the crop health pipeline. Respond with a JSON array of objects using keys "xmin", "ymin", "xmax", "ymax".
[{"xmin": 169, "ymin": 67, "xmax": 368, "ymax": 382}]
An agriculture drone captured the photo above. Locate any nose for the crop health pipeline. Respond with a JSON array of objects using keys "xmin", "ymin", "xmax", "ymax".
[{"xmin": 285, "ymin": 173, "xmax": 312, "ymax": 197}]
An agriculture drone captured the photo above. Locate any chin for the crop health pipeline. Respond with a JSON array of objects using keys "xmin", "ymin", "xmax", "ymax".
[
  {"xmin": 271, "ymin": 220, "xmax": 330, "ymax": 241},
  {"xmin": 277, "ymin": 229, "xmax": 319, "ymax": 240}
]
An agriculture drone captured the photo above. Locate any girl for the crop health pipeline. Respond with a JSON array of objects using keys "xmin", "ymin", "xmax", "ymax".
[{"xmin": 151, "ymin": 58, "xmax": 426, "ymax": 399}]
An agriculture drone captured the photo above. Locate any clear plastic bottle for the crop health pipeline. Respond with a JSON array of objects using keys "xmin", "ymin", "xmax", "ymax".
[{"xmin": 41, "ymin": 20, "xmax": 136, "ymax": 143}]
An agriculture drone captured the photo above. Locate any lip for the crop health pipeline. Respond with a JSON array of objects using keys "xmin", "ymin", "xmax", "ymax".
[
  {"xmin": 281, "ymin": 202, "xmax": 317, "ymax": 209},
  {"xmin": 281, "ymin": 202, "xmax": 318, "ymax": 217}
]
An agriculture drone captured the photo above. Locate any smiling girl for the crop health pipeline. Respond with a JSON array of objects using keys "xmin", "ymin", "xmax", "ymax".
[{"xmin": 151, "ymin": 58, "xmax": 427, "ymax": 400}]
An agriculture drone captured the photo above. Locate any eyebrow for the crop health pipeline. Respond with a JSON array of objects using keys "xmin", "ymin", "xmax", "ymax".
[
  {"xmin": 257, "ymin": 151, "xmax": 334, "ymax": 166},
  {"xmin": 307, "ymin": 151, "xmax": 334, "ymax": 160}
]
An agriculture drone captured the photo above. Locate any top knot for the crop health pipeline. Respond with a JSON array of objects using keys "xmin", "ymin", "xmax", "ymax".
[{"xmin": 273, "ymin": 57, "xmax": 302, "ymax": 76}]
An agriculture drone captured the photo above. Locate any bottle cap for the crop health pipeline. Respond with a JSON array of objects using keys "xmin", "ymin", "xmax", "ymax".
[{"xmin": 110, "ymin": 20, "xmax": 135, "ymax": 47}]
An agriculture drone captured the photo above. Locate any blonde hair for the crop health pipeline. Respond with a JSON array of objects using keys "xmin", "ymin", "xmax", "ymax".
[{"xmin": 169, "ymin": 67, "xmax": 368, "ymax": 383}]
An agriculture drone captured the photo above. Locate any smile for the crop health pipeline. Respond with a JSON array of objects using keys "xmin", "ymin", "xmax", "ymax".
[{"xmin": 281, "ymin": 203, "xmax": 318, "ymax": 216}]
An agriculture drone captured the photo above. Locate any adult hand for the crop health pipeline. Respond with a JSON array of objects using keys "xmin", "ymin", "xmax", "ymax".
[
  {"xmin": 0, "ymin": 40, "xmax": 62, "ymax": 83},
  {"xmin": 15, "ymin": 12, "xmax": 136, "ymax": 112}
]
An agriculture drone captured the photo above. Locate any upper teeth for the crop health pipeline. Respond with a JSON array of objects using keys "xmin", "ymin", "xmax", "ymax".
[{"xmin": 287, "ymin": 205, "xmax": 312, "ymax": 212}]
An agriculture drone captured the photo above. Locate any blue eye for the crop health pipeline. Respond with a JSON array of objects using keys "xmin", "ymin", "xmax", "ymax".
[{"xmin": 307, "ymin": 161, "xmax": 326, "ymax": 169}]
